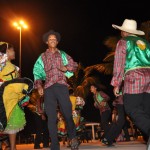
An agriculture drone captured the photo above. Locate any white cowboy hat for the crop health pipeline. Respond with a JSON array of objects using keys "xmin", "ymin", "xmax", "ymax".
[{"xmin": 112, "ymin": 19, "xmax": 145, "ymax": 35}]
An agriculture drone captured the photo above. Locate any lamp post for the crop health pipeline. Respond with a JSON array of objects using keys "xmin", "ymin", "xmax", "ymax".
[{"xmin": 13, "ymin": 20, "xmax": 28, "ymax": 75}]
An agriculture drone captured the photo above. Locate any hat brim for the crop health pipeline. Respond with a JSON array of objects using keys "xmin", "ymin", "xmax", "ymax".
[{"xmin": 112, "ymin": 24, "xmax": 145, "ymax": 35}]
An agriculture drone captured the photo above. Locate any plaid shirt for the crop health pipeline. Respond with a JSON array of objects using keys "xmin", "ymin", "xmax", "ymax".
[
  {"xmin": 36, "ymin": 49, "xmax": 78, "ymax": 89},
  {"xmin": 111, "ymin": 39, "xmax": 150, "ymax": 94},
  {"xmin": 93, "ymin": 91, "xmax": 110, "ymax": 113}
]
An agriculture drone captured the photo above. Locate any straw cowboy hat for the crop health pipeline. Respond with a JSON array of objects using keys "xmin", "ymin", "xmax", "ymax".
[{"xmin": 112, "ymin": 19, "xmax": 145, "ymax": 35}]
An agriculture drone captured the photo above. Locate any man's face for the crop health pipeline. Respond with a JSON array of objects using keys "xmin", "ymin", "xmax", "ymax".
[
  {"xmin": 47, "ymin": 34, "xmax": 58, "ymax": 48},
  {"xmin": 121, "ymin": 31, "xmax": 129, "ymax": 38},
  {"xmin": 6, "ymin": 48, "xmax": 15, "ymax": 60}
]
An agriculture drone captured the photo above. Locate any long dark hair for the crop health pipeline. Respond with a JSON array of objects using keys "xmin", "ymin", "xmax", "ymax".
[{"xmin": 0, "ymin": 43, "xmax": 14, "ymax": 53}]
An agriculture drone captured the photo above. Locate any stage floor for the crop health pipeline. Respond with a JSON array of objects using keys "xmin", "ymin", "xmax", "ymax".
[{"xmin": 14, "ymin": 140, "xmax": 147, "ymax": 150}]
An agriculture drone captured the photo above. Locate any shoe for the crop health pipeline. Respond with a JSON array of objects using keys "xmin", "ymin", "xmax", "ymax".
[
  {"xmin": 43, "ymin": 144, "xmax": 49, "ymax": 148},
  {"xmin": 34, "ymin": 145, "xmax": 42, "ymax": 149},
  {"xmin": 70, "ymin": 137, "xmax": 80, "ymax": 150},
  {"xmin": 147, "ymin": 136, "xmax": 150, "ymax": 150},
  {"xmin": 101, "ymin": 138, "xmax": 114, "ymax": 147},
  {"xmin": 43, "ymin": 146, "xmax": 49, "ymax": 148}
]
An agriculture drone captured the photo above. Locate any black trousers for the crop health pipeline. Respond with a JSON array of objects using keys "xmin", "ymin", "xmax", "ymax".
[
  {"xmin": 100, "ymin": 110, "xmax": 111, "ymax": 137},
  {"xmin": 105, "ymin": 105, "xmax": 125, "ymax": 143},
  {"xmin": 124, "ymin": 93, "xmax": 150, "ymax": 136},
  {"xmin": 44, "ymin": 83, "xmax": 76, "ymax": 150},
  {"xmin": 122, "ymin": 120, "xmax": 130, "ymax": 141},
  {"xmin": 34, "ymin": 113, "xmax": 49, "ymax": 148}
]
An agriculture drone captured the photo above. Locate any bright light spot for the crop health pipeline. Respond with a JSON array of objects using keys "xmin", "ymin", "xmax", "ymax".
[
  {"xmin": 13, "ymin": 22, "xmax": 18, "ymax": 27},
  {"xmin": 13, "ymin": 20, "xmax": 29, "ymax": 30},
  {"xmin": 17, "ymin": 26, "xmax": 21, "ymax": 30},
  {"xmin": 23, "ymin": 25, "xmax": 28, "ymax": 29},
  {"xmin": 20, "ymin": 20, "xmax": 24, "ymax": 25}
]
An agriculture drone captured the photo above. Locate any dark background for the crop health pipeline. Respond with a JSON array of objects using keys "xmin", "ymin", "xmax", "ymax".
[
  {"xmin": 0, "ymin": 0, "xmax": 149, "ymax": 135},
  {"xmin": 0, "ymin": 0, "xmax": 149, "ymax": 78}
]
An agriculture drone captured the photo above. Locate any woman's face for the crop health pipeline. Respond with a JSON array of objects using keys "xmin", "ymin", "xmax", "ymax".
[
  {"xmin": 6, "ymin": 48, "xmax": 15, "ymax": 60},
  {"xmin": 90, "ymin": 85, "xmax": 97, "ymax": 93}
]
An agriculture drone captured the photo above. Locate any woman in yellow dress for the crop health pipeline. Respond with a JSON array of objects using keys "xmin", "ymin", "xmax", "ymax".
[
  {"xmin": 0, "ymin": 42, "xmax": 33, "ymax": 150},
  {"xmin": 57, "ymin": 88, "xmax": 85, "ymax": 140}
]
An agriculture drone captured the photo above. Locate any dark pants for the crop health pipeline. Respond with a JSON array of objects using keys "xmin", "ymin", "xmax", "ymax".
[
  {"xmin": 101, "ymin": 110, "xmax": 111, "ymax": 137},
  {"xmin": 122, "ymin": 120, "xmax": 130, "ymax": 141},
  {"xmin": 34, "ymin": 113, "xmax": 49, "ymax": 148},
  {"xmin": 124, "ymin": 93, "xmax": 150, "ymax": 136},
  {"xmin": 44, "ymin": 83, "xmax": 76, "ymax": 150},
  {"xmin": 105, "ymin": 105, "xmax": 125, "ymax": 143}
]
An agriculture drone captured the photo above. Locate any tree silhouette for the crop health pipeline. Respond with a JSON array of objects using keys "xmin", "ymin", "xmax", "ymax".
[{"xmin": 84, "ymin": 36, "xmax": 119, "ymax": 76}]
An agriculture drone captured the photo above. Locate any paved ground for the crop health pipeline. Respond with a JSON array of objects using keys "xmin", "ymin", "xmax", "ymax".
[{"xmin": 14, "ymin": 140, "xmax": 147, "ymax": 150}]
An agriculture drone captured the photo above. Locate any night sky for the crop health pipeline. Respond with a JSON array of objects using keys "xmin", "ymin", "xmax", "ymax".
[
  {"xmin": 0, "ymin": 0, "xmax": 149, "ymax": 79},
  {"xmin": 0, "ymin": 0, "xmax": 149, "ymax": 134}
]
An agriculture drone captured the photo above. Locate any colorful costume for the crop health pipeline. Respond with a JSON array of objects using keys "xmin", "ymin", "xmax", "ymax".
[
  {"xmin": 57, "ymin": 96, "xmax": 85, "ymax": 137},
  {"xmin": 111, "ymin": 19, "xmax": 150, "ymax": 148},
  {"xmin": 0, "ymin": 60, "xmax": 34, "ymax": 134},
  {"xmin": 33, "ymin": 46, "xmax": 79, "ymax": 150},
  {"xmin": 93, "ymin": 90, "xmax": 111, "ymax": 142},
  {"xmin": 111, "ymin": 35, "xmax": 150, "ymax": 134},
  {"xmin": 93, "ymin": 91, "xmax": 110, "ymax": 114},
  {"xmin": 33, "ymin": 50, "xmax": 74, "ymax": 82}
]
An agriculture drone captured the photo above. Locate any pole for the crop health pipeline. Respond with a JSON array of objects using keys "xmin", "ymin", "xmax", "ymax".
[{"xmin": 19, "ymin": 27, "xmax": 22, "ymax": 76}]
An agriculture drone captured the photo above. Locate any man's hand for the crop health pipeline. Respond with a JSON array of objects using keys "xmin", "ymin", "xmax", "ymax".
[
  {"xmin": 41, "ymin": 114, "xmax": 46, "ymax": 120},
  {"xmin": 100, "ymin": 101, "xmax": 106, "ymax": 107},
  {"xmin": 113, "ymin": 87, "xmax": 120, "ymax": 97},
  {"xmin": 94, "ymin": 102, "xmax": 98, "ymax": 109},
  {"xmin": 38, "ymin": 86, "xmax": 44, "ymax": 96},
  {"xmin": 59, "ymin": 66, "xmax": 67, "ymax": 72}
]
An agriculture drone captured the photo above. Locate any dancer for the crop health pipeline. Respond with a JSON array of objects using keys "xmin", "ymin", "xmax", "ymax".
[
  {"xmin": 33, "ymin": 30, "xmax": 79, "ymax": 150},
  {"xmin": 111, "ymin": 19, "xmax": 150, "ymax": 149},
  {"xmin": 57, "ymin": 88, "xmax": 85, "ymax": 147},
  {"xmin": 102, "ymin": 90, "xmax": 130, "ymax": 146},
  {"xmin": 27, "ymin": 89, "xmax": 49, "ymax": 149},
  {"xmin": 90, "ymin": 84, "xmax": 111, "ymax": 139},
  {"xmin": 0, "ymin": 42, "xmax": 34, "ymax": 150}
]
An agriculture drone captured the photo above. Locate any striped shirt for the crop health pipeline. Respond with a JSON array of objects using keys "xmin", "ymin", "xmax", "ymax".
[{"xmin": 111, "ymin": 39, "xmax": 150, "ymax": 94}]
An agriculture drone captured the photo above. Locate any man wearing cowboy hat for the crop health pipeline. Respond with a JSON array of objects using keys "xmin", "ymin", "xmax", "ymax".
[
  {"xmin": 110, "ymin": 19, "xmax": 150, "ymax": 149},
  {"xmin": 33, "ymin": 30, "xmax": 79, "ymax": 150}
]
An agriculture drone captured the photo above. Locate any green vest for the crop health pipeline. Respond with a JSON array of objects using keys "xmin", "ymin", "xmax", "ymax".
[{"xmin": 124, "ymin": 36, "xmax": 150, "ymax": 73}]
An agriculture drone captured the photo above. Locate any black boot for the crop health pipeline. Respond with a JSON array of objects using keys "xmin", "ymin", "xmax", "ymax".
[
  {"xmin": 70, "ymin": 138, "xmax": 80, "ymax": 150},
  {"xmin": 101, "ymin": 138, "xmax": 114, "ymax": 147}
]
